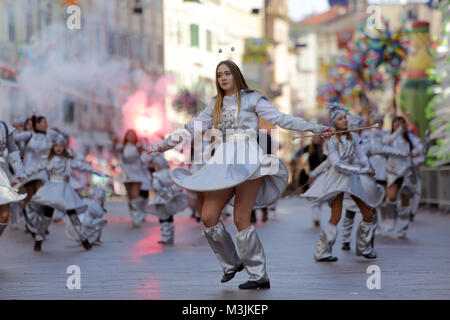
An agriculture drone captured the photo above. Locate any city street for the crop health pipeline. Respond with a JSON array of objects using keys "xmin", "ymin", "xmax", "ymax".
[{"xmin": 1, "ymin": 197, "xmax": 449, "ymax": 300}]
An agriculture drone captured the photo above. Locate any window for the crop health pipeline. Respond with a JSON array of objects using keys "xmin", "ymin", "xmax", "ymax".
[
  {"xmin": 407, "ymin": 8, "xmax": 418, "ymax": 21},
  {"xmin": 8, "ymin": 7, "xmax": 15, "ymax": 41},
  {"xmin": 158, "ymin": 40, "xmax": 164, "ymax": 67},
  {"xmin": 44, "ymin": 2, "xmax": 52, "ymax": 26},
  {"xmin": 177, "ymin": 21, "xmax": 183, "ymax": 45},
  {"xmin": 108, "ymin": 31, "xmax": 116, "ymax": 56},
  {"xmin": 190, "ymin": 24, "xmax": 199, "ymax": 47},
  {"xmin": 147, "ymin": 36, "xmax": 153, "ymax": 64},
  {"xmin": 120, "ymin": 33, "xmax": 129, "ymax": 58},
  {"xmin": 26, "ymin": 9, "xmax": 33, "ymax": 42},
  {"xmin": 206, "ymin": 30, "xmax": 212, "ymax": 52},
  {"xmin": 63, "ymin": 99, "xmax": 75, "ymax": 123}
]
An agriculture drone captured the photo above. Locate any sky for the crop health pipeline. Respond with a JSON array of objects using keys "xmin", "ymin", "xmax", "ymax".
[
  {"xmin": 286, "ymin": 0, "xmax": 425, "ymax": 22},
  {"xmin": 286, "ymin": 0, "xmax": 330, "ymax": 22}
]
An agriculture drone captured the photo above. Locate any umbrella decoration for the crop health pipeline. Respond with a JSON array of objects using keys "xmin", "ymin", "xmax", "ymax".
[
  {"xmin": 172, "ymin": 89, "xmax": 206, "ymax": 115},
  {"xmin": 356, "ymin": 18, "xmax": 410, "ymax": 111},
  {"xmin": 317, "ymin": 36, "xmax": 384, "ymax": 107},
  {"xmin": 318, "ymin": 18, "xmax": 409, "ymax": 111}
]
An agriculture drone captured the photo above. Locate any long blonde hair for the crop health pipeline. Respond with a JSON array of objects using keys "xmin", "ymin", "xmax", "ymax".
[{"xmin": 213, "ymin": 60, "xmax": 251, "ymax": 128}]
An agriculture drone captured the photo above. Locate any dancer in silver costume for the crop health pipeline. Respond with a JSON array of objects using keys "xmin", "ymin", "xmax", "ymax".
[
  {"xmin": 8, "ymin": 117, "xmax": 30, "ymax": 229},
  {"xmin": 340, "ymin": 115, "xmax": 385, "ymax": 251},
  {"xmin": 14, "ymin": 115, "xmax": 67, "ymax": 236},
  {"xmin": 0, "ymin": 120, "xmax": 27, "ymax": 238},
  {"xmin": 65, "ymin": 187, "xmax": 108, "ymax": 245},
  {"xmin": 383, "ymin": 116, "xmax": 424, "ymax": 238},
  {"xmin": 148, "ymin": 60, "xmax": 331, "ymax": 289},
  {"xmin": 146, "ymin": 153, "xmax": 189, "ymax": 244},
  {"xmin": 27, "ymin": 134, "xmax": 109, "ymax": 251},
  {"xmin": 302, "ymin": 103, "xmax": 380, "ymax": 262},
  {"xmin": 408, "ymin": 134, "xmax": 427, "ymax": 221},
  {"xmin": 112, "ymin": 130, "xmax": 152, "ymax": 228}
]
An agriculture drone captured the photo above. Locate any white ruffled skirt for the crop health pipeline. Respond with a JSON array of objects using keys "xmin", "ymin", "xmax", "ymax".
[
  {"xmin": 170, "ymin": 133, "xmax": 288, "ymax": 209},
  {"xmin": 302, "ymin": 167, "xmax": 384, "ymax": 209},
  {"xmin": 30, "ymin": 179, "xmax": 87, "ymax": 214},
  {"xmin": 0, "ymin": 159, "xmax": 26, "ymax": 206}
]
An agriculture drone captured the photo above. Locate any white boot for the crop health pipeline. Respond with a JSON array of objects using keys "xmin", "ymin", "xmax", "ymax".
[
  {"xmin": 314, "ymin": 223, "xmax": 338, "ymax": 262},
  {"xmin": 129, "ymin": 199, "xmax": 145, "ymax": 228},
  {"xmin": 201, "ymin": 221, "xmax": 242, "ymax": 277},
  {"xmin": 341, "ymin": 210, "xmax": 355, "ymax": 250},
  {"xmin": 397, "ymin": 205, "xmax": 411, "ymax": 239},
  {"xmin": 236, "ymin": 225, "xmax": 270, "ymax": 288},
  {"xmin": 158, "ymin": 221, "xmax": 174, "ymax": 244},
  {"xmin": 356, "ymin": 221, "xmax": 377, "ymax": 259}
]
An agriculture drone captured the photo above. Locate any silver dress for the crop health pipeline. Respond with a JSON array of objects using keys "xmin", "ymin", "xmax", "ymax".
[
  {"xmin": 15, "ymin": 129, "xmax": 63, "ymax": 183},
  {"xmin": 28, "ymin": 156, "xmax": 106, "ymax": 214},
  {"xmin": 361, "ymin": 129, "xmax": 390, "ymax": 182},
  {"xmin": 152, "ymin": 90, "xmax": 327, "ymax": 209},
  {"xmin": 384, "ymin": 129, "xmax": 422, "ymax": 196},
  {"xmin": 0, "ymin": 121, "xmax": 27, "ymax": 205},
  {"xmin": 65, "ymin": 198, "xmax": 107, "ymax": 244},
  {"xmin": 146, "ymin": 168, "xmax": 189, "ymax": 221},
  {"xmin": 114, "ymin": 143, "xmax": 151, "ymax": 188},
  {"xmin": 302, "ymin": 133, "xmax": 384, "ymax": 208}
]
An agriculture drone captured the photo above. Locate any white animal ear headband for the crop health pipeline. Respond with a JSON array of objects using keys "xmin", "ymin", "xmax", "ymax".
[{"xmin": 218, "ymin": 46, "xmax": 236, "ymax": 54}]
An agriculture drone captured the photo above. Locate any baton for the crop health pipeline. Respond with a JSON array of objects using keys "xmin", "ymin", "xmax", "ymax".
[{"xmin": 293, "ymin": 124, "xmax": 379, "ymax": 140}]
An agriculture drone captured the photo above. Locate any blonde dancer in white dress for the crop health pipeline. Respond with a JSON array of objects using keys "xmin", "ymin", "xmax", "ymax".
[{"xmin": 148, "ymin": 60, "xmax": 331, "ymax": 289}]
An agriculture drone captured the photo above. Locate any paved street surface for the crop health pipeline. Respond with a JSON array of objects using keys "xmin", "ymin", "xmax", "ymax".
[{"xmin": 1, "ymin": 196, "xmax": 450, "ymax": 299}]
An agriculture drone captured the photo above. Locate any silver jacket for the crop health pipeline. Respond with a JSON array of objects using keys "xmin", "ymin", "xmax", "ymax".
[
  {"xmin": 0, "ymin": 121, "xmax": 26, "ymax": 179},
  {"xmin": 0, "ymin": 121, "xmax": 27, "ymax": 206},
  {"xmin": 146, "ymin": 168, "xmax": 189, "ymax": 219},
  {"xmin": 383, "ymin": 129, "xmax": 423, "ymax": 183},
  {"xmin": 15, "ymin": 129, "xmax": 63, "ymax": 182},
  {"xmin": 113, "ymin": 143, "xmax": 151, "ymax": 187},
  {"xmin": 302, "ymin": 133, "xmax": 383, "ymax": 208},
  {"xmin": 27, "ymin": 156, "xmax": 105, "ymax": 182},
  {"xmin": 28, "ymin": 156, "xmax": 106, "ymax": 215},
  {"xmin": 327, "ymin": 133, "xmax": 371, "ymax": 176},
  {"xmin": 152, "ymin": 90, "xmax": 328, "ymax": 152},
  {"xmin": 361, "ymin": 129, "xmax": 405, "ymax": 181}
]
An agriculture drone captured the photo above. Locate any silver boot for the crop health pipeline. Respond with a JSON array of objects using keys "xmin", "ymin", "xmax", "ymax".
[
  {"xmin": 129, "ymin": 199, "xmax": 145, "ymax": 228},
  {"xmin": 158, "ymin": 221, "xmax": 174, "ymax": 244},
  {"xmin": 356, "ymin": 220, "xmax": 377, "ymax": 259},
  {"xmin": 341, "ymin": 210, "xmax": 355, "ymax": 249},
  {"xmin": 201, "ymin": 221, "xmax": 242, "ymax": 277},
  {"xmin": 67, "ymin": 212, "xmax": 92, "ymax": 250},
  {"xmin": 314, "ymin": 223, "xmax": 338, "ymax": 261},
  {"xmin": 397, "ymin": 205, "xmax": 411, "ymax": 239},
  {"xmin": 24, "ymin": 205, "xmax": 40, "ymax": 237},
  {"xmin": 381, "ymin": 200, "xmax": 397, "ymax": 232},
  {"xmin": 0, "ymin": 223, "xmax": 7, "ymax": 237},
  {"xmin": 236, "ymin": 224, "xmax": 269, "ymax": 285},
  {"xmin": 35, "ymin": 215, "xmax": 52, "ymax": 242}
]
